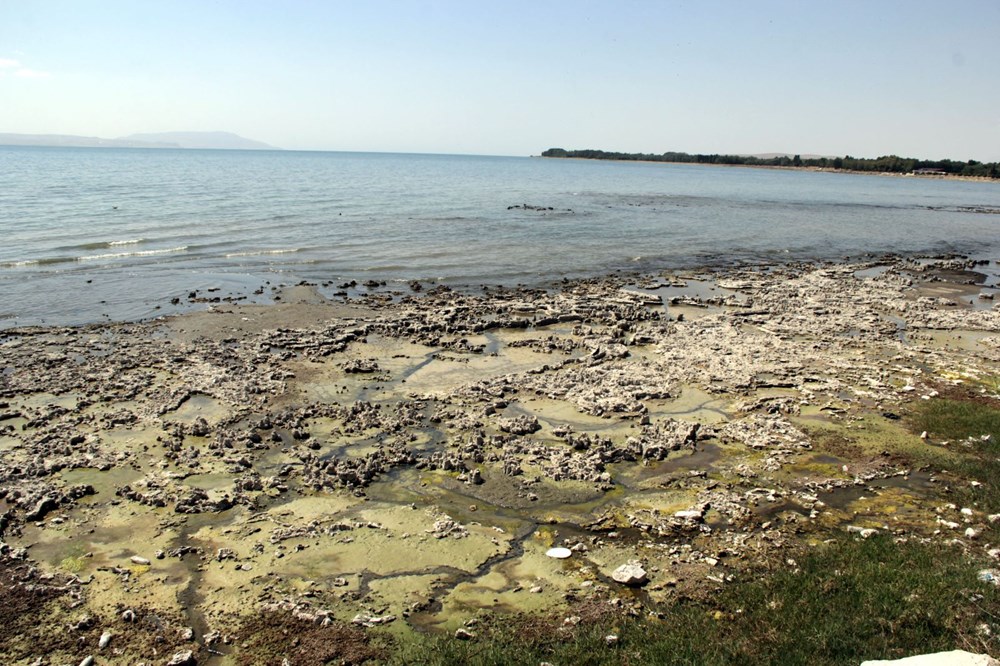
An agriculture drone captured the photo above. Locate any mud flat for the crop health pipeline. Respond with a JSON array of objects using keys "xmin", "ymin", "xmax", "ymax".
[{"xmin": 1, "ymin": 256, "xmax": 999, "ymax": 664}]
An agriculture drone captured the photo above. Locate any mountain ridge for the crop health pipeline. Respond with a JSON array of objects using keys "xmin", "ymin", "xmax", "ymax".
[{"xmin": 0, "ymin": 131, "xmax": 277, "ymax": 150}]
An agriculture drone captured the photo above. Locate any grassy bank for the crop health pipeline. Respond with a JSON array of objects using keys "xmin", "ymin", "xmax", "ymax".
[{"xmin": 386, "ymin": 535, "xmax": 997, "ymax": 666}]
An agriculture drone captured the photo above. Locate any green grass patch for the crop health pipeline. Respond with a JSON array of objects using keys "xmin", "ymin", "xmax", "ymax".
[
  {"xmin": 909, "ymin": 398, "xmax": 1000, "ymax": 445},
  {"xmin": 388, "ymin": 536, "xmax": 999, "ymax": 666},
  {"xmin": 908, "ymin": 397, "xmax": 1000, "ymax": 519}
]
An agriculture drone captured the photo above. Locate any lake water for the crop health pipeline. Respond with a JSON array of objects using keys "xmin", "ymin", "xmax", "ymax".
[{"xmin": 2, "ymin": 146, "xmax": 999, "ymax": 328}]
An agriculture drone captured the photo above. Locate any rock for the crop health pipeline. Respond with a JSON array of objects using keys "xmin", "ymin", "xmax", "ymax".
[
  {"xmin": 80, "ymin": 656, "xmax": 95, "ymax": 666},
  {"xmin": 605, "ymin": 634, "xmax": 619, "ymax": 646},
  {"xmin": 978, "ymin": 569, "xmax": 1000, "ymax": 586},
  {"xmin": 545, "ymin": 547, "xmax": 572, "ymax": 559},
  {"xmin": 454, "ymin": 628, "xmax": 475, "ymax": 640},
  {"xmin": 860, "ymin": 650, "xmax": 1000, "ymax": 665},
  {"xmin": 351, "ymin": 613, "xmax": 395, "ymax": 627},
  {"xmin": 98, "ymin": 631, "xmax": 113, "ymax": 648},
  {"xmin": 673, "ymin": 509, "xmax": 704, "ymax": 521},
  {"xmin": 166, "ymin": 650, "xmax": 196, "ymax": 666},
  {"xmin": 130, "ymin": 555, "xmax": 151, "ymax": 565},
  {"xmin": 25, "ymin": 496, "xmax": 59, "ymax": 522},
  {"xmin": 611, "ymin": 562, "xmax": 648, "ymax": 586}
]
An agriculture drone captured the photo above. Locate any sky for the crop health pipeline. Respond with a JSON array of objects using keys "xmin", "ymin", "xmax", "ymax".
[{"xmin": 1, "ymin": 0, "xmax": 999, "ymax": 160}]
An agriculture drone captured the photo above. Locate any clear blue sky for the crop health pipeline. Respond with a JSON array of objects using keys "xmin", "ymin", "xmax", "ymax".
[{"xmin": 2, "ymin": 0, "xmax": 999, "ymax": 159}]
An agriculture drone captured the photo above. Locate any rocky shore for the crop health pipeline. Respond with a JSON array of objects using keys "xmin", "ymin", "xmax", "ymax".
[{"xmin": 1, "ymin": 256, "xmax": 998, "ymax": 664}]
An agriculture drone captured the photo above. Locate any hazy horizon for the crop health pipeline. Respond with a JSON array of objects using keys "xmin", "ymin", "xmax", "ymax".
[{"xmin": 2, "ymin": 1, "xmax": 999, "ymax": 161}]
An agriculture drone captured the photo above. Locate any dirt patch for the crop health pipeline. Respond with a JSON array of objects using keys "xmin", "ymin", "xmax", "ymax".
[{"xmin": 233, "ymin": 611, "xmax": 389, "ymax": 665}]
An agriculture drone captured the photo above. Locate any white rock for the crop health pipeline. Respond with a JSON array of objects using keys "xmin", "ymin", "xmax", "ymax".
[
  {"xmin": 978, "ymin": 569, "xmax": 1000, "ymax": 586},
  {"xmin": 673, "ymin": 510, "xmax": 703, "ymax": 521},
  {"xmin": 130, "ymin": 555, "xmax": 151, "ymax": 565},
  {"xmin": 166, "ymin": 651, "xmax": 196, "ymax": 666},
  {"xmin": 98, "ymin": 631, "xmax": 113, "ymax": 649},
  {"xmin": 545, "ymin": 547, "xmax": 573, "ymax": 559},
  {"xmin": 611, "ymin": 563, "xmax": 648, "ymax": 586},
  {"xmin": 860, "ymin": 650, "xmax": 1000, "ymax": 665}
]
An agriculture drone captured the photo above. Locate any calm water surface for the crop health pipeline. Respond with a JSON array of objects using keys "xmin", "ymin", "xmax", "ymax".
[{"xmin": 2, "ymin": 146, "xmax": 999, "ymax": 327}]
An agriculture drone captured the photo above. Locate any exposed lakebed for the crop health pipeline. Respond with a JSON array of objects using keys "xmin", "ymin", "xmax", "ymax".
[{"xmin": 1, "ymin": 256, "xmax": 999, "ymax": 663}]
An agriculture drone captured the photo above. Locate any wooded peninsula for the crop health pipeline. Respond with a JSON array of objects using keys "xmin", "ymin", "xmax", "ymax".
[{"xmin": 541, "ymin": 148, "xmax": 1000, "ymax": 179}]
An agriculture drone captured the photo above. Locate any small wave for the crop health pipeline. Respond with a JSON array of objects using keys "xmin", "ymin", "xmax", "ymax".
[
  {"xmin": 78, "ymin": 246, "xmax": 188, "ymax": 261},
  {"xmin": 224, "ymin": 248, "xmax": 301, "ymax": 258},
  {"xmin": 0, "ymin": 256, "xmax": 76, "ymax": 268},
  {"xmin": 75, "ymin": 239, "xmax": 145, "ymax": 251}
]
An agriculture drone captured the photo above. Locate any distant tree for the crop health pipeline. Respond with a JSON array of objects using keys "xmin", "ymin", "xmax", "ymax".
[{"xmin": 538, "ymin": 147, "xmax": 998, "ymax": 178}]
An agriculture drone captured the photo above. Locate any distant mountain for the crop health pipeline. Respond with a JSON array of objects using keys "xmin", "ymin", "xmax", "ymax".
[
  {"xmin": 119, "ymin": 131, "xmax": 276, "ymax": 150},
  {"xmin": 0, "ymin": 133, "xmax": 173, "ymax": 148},
  {"xmin": 0, "ymin": 131, "xmax": 277, "ymax": 150}
]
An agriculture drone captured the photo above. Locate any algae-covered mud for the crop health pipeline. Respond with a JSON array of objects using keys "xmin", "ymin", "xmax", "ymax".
[{"xmin": 1, "ymin": 256, "xmax": 999, "ymax": 664}]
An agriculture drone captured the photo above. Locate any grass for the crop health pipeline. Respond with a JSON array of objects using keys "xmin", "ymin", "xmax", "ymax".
[
  {"xmin": 387, "ymin": 536, "xmax": 998, "ymax": 666},
  {"xmin": 908, "ymin": 395, "xmax": 1000, "ymax": 520}
]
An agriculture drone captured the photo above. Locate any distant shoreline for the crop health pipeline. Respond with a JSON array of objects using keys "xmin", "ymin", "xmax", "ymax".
[
  {"xmin": 540, "ymin": 155, "xmax": 1000, "ymax": 183},
  {"xmin": 540, "ymin": 148, "xmax": 1000, "ymax": 181}
]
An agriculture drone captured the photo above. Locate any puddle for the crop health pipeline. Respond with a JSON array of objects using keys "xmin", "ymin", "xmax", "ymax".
[
  {"xmin": 620, "ymin": 442, "xmax": 724, "ymax": 489},
  {"xmin": 163, "ymin": 393, "xmax": 230, "ymax": 425},
  {"xmin": 853, "ymin": 265, "xmax": 893, "ymax": 280},
  {"xmin": 14, "ymin": 392, "xmax": 81, "ymax": 411},
  {"xmin": 183, "ymin": 472, "xmax": 237, "ymax": 491},
  {"xmin": 61, "ymin": 466, "xmax": 144, "ymax": 497},
  {"xmin": 648, "ymin": 386, "xmax": 730, "ymax": 423},
  {"xmin": 916, "ymin": 329, "xmax": 997, "ymax": 353}
]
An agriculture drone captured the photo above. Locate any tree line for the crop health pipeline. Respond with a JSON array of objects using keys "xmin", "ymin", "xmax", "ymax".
[{"xmin": 540, "ymin": 148, "xmax": 1000, "ymax": 179}]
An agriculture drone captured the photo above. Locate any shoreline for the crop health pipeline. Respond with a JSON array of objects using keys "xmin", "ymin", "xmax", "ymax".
[
  {"xmin": 2, "ymin": 255, "xmax": 1000, "ymax": 663},
  {"xmin": 1, "ymin": 249, "xmax": 993, "ymax": 333}
]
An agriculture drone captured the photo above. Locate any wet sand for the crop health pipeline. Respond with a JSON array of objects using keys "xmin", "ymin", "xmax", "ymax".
[{"xmin": 1, "ymin": 256, "xmax": 999, "ymax": 663}]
